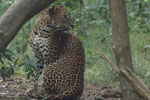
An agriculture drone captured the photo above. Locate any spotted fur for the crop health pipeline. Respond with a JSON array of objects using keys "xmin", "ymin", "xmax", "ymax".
[{"xmin": 29, "ymin": 6, "xmax": 85, "ymax": 100}]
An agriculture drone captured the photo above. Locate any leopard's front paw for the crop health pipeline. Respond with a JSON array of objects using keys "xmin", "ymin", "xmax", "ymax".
[
  {"xmin": 26, "ymin": 85, "xmax": 45, "ymax": 99},
  {"xmin": 25, "ymin": 86, "xmax": 37, "ymax": 98}
]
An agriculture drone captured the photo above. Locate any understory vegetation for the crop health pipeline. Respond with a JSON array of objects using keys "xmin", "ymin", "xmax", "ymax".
[{"xmin": 0, "ymin": 0, "xmax": 150, "ymax": 87}]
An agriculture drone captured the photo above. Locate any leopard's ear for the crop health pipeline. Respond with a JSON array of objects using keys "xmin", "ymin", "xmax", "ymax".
[
  {"xmin": 60, "ymin": 3, "xmax": 65, "ymax": 8},
  {"xmin": 49, "ymin": 6, "xmax": 56, "ymax": 15}
]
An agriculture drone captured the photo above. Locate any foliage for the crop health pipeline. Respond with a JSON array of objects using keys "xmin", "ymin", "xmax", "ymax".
[
  {"xmin": 0, "ymin": 49, "xmax": 14, "ymax": 81},
  {"xmin": 0, "ymin": 0, "xmax": 150, "ymax": 86},
  {"xmin": 0, "ymin": 0, "xmax": 38, "ymax": 80}
]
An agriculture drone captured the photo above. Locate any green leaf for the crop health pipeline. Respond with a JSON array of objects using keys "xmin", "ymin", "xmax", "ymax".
[
  {"xmin": 24, "ymin": 63, "xmax": 30, "ymax": 72},
  {"xmin": 27, "ymin": 73, "xmax": 31, "ymax": 79},
  {"xmin": 6, "ymin": 68, "xmax": 11, "ymax": 77},
  {"xmin": 0, "ymin": 59, "xmax": 4, "ymax": 64},
  {"xmin": 14, "ymin": 58, "xmax": 19, "ymax": 67},
  {"xmin": 22, "ymin": 43, "xmax": 28, "ymax": 54},
  {"xmin": 9, "ymin": 67, "xmax": 14, "ymax": 75},
  {"xmin": 16, "ymin": 47, "xmax": 21, "ymax": 54},
  {"xmin": 4, "ymin": 54, "xmax": 12, "ymax": 61},
  {"xmin": 25, "ymin": 54, "xmax": 30, "ymax": 61},
  {"xmin": 29, "ymin": 68, "xmax": 34, "ymax": 76},
  {"xmin": 1, "ymin": 66, "xmax": 6, "ymax": 81},
  {"xmin": 78, "ymin": 35, "xmax": 84, "ymax": 40}
]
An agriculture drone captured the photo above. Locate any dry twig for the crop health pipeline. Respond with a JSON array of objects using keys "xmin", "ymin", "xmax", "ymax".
[{"xmin": 98, "ymin": 52, "xmax": 150, "ymax": 100}]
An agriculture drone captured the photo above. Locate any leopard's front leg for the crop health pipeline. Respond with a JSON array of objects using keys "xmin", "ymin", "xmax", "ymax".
[
  {"xmin": 34, "ymin": 59, "xmax": 44, "ymax": 84},
  {"xmin": 26, "ymin": 59, "xmax": 45, "ymax": 98}
]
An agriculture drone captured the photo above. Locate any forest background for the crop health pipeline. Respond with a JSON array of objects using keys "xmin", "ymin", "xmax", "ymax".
[{"xmin": 0, "ymin": 0, "xmax": 150, "ymax": 87}]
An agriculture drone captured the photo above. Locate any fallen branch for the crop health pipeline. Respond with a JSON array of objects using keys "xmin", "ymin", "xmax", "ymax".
[{"xmin": 98, "ymin": 52, "xmax": 150, "ymax": 100}]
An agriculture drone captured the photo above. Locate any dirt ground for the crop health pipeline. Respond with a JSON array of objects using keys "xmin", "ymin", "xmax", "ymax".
[{"xmin": 0, "ymin": 77, "xmax": 121, "ymax": 100}]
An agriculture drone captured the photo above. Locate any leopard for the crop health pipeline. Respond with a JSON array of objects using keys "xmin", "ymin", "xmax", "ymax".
[{"xmin": 28, "ymin": 6, "xmax": 85, "ymax": 100}]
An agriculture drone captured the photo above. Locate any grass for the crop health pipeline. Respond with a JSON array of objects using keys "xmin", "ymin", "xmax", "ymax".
[
  {"xmin": 82, "ymin": 27, "xmax": 118, "ymax": 85},
  {"xmin": 130, "ymin": 33, "xmax": 150, "ymax": 86},
  {"xmin": 82, "ymin": 26, "xmax": 150, "ymax": 87}
]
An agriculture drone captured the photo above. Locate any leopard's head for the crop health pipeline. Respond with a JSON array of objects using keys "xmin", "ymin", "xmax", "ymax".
[{"xmin": 43, "ymin": 6, "xmax": 74, "ymax": 31}]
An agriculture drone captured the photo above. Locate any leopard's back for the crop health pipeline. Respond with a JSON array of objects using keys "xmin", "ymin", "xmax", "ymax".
[{"xmin": 43, "ymin": 32, "xmax": 85, "ymax": 99}]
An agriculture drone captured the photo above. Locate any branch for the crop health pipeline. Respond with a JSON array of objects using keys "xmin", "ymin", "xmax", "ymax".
[
  {"xmin": 98, "ymin": 52, "xmax": 120, "ymax": 74},
  {"xmin": 98, "ymin": 52, "xmax": 150, "ymax": 100},
  {"xmin": 0, "ymin": 0, "xmax": 56, "ymax": 53}
]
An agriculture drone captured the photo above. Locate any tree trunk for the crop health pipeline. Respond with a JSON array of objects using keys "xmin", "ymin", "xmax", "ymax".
[
  {"xmin": 109, "ymin": 0, "xmax": 141, "ymax": 100},
  {"xmin": 79, "ymin": 0, "xmax": 83, "ymax": 27},
  {"xmin": 0, "ymin": 0, "xmax": 56, "ymax": 53},
  {"xmin": 78, "ymin": 0, "xmax": 85, "ymax": 36}
]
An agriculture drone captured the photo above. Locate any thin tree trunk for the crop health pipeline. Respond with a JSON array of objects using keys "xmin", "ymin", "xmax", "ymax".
[
  {"xmin": 109, "ymin": 0, "xmax": 141, "ymax": 100},
  {"xmin": 79, "ymin": 0, "xmax": 83, "ymax": 27},
  {"xmin": 78, "ymin": 0, "xmax": 85, "ymax": 36},
  {"xmin": 0, "ymin": 0, "xmax": 56, "ymax": 53}
]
